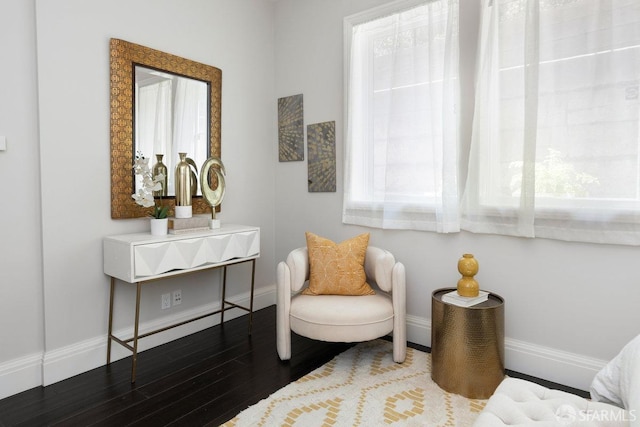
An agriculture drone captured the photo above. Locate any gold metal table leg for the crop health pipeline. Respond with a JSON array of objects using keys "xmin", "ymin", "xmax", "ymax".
[
  {"xmin": 248, "ymin": 259, "xmax": 256, "ymax": 335},
  {"xmin": 107, "ymin": 277, "xmax": 115, "ymax": 364},
  {"xmin": 107, "ymin": 257, "xmax": 257, "ymax": 382},
  {"xmin": 131, "ymin": 282, "xmax": 142, "ymax": 383},
  {"xmin": 220, "ymin": 266, "xmax": 228, "ymax": 324}
]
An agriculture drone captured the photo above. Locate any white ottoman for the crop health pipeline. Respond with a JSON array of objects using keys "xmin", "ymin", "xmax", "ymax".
[{"xmin": 472, "ymin": 378, "xmax": 629, "ymax": 426}]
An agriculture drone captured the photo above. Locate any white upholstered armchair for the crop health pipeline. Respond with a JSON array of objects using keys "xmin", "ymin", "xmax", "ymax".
[{"xmin": 276, "ymin": 246, "xmax": 407, "ymax": 363}]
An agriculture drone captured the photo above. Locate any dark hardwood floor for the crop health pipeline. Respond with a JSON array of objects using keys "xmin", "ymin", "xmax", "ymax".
[
  {"xmin": 0, "ymin": 305, "xmax": 588, "ymax": 427},
  {"xmin": 0, "ymin": 306, "xmax": 353, "ymax": 427}
]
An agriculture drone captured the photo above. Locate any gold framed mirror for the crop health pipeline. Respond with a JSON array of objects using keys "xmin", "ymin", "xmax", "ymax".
[{"xmin": 110, "ymin": 38, "xmax": 222, "ymax": 219}]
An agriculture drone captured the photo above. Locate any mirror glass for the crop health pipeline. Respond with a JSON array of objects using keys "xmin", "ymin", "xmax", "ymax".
[
  {"xmin": 110, "ymin": 38, "xmax": 221, "ymax": 219},
  {"xmin": 134, "ymin": 66, "xmax": 209, "ymax": 196}
]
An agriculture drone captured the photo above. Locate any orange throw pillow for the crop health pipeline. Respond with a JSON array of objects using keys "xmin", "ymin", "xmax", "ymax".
[{"xmin": 302, "ymin": 232, "xmax": 375, "ymax": 296}]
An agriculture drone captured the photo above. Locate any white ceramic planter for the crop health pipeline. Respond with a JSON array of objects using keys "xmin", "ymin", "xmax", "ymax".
[{"xmin": 150, "ymin": 217, "xmax": 168, "ymax": 236}]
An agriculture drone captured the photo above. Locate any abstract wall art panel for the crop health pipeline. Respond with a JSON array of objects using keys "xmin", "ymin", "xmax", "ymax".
[
  {"xmin": 307, "ymin": 121, "xmax": 336, "ymax": 192},
  {"xmin": 277, "ymin": 94, "xmax": 304, "ymax": 161}
]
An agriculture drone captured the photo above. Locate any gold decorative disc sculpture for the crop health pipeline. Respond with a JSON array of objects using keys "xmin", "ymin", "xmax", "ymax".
[
  {"xmin": 200, "ymin": 157, "xmax": 226, "ymax": 227},
  {"xmin": 457, "ymin": 254, "xmax": 479, "ymax": 297}
]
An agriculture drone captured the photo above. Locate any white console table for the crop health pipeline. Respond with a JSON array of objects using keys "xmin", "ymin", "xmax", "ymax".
[{"xmin": 103, "ymin": 224, "xmax": 260, "ymax": 382}]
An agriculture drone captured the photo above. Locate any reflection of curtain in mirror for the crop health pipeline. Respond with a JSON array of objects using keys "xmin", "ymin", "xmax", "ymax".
[
  {"xmin": 172, "ymin": 78, "xmax": 208, "ymax": 196},
  {"xmin": 135, "ymin": 80, "xmax": 172, "ymax": 192}
]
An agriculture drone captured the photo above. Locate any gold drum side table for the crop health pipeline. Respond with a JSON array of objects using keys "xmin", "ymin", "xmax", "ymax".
[{"xmin": 431, "ymin": 287, "xmax": 505, "ymax": 399}]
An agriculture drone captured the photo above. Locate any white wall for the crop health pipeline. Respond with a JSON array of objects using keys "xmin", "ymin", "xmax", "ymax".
[
  {"xmin": 0, "ymin": 0, "xmax": 45, "ymax": 397},
  {"xmin": 0, "ymin": 0, "xmax": 277, "ymax": 398},
  {"xmin": 36, "ymin": 0, "xmax": 277, "ymax": 385},
  {"xmin": 274, "ymin": 0, "xmax": 640, "ymax": 391}
]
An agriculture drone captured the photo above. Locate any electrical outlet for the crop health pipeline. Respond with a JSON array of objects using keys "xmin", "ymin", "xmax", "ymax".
[
  {"xmin": 161, "ymin": 293, "xmax": 171, "ymax": 309},
  {"xmin": 173, "ymin": 289, "xmax": 182, "ymax": 305}
]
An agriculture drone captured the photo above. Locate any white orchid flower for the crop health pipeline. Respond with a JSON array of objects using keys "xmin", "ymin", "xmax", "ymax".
[
  {"xmin": 132, "ymin": 191, "xmax": 155, "ymax": 208},
  {"xmin": 131, "ymin": 152, "xmax": 169, "ymax": 218}
]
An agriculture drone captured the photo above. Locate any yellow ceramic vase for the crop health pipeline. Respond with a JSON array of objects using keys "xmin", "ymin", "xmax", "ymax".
[{"xmin": 457, "ymin": 253, "xmax": 479, "ymax": 297}]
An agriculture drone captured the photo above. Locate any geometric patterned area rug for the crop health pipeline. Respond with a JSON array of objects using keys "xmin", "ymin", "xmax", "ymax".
[{"xmin": 221, "ymin": 339, "xmax": 487, "ymax": 427}]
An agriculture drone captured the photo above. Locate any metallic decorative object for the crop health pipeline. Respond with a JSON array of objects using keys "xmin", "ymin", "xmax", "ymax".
[
  {"xmin": 109, "ymin": 38, "xmax": 221, "ymax": 219},
  {"xmin": 200, "ymin": 157, "xmax": 226, "ymax": 228},
  {"xmin": 278, "ymin": 94, "xmax": 304, "ymax": 161},
  {"xmin": 431, "ymin": 288, "xmax": 505, "ymax": 399},
  {"xmin": 307, "ymin": 121, "xmax": 336, "ymax": 192},
  {"xmin": 186, "ymin": 157, "xmax": 198, "ymax": 196},
  {"xmin": 457, "ymin": 254, "xmax": 480, "ymax": 297},
  {"xmin": 152, "ymin": 154, "xmax": 168, "ymax": 197},
  {"xmin": 174, "ymin": 153, "xmax": 192, "ymax": 218}
]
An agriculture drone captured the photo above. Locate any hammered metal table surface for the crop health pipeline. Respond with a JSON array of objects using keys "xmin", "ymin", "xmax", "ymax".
[{"xmin": 431, "ymin": 287, "xmax": 505, "ymax": 399}]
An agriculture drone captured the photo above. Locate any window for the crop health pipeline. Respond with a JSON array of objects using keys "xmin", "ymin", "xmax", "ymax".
[
  {"xmin": 462, "ymin": 0, "xmax": 640, "ymax": 244},
  {"xmin": 343, "ymin": 0, "xmax": 460, "ymax": 232},
  {"xmin": 345, "ymin": 0, "xmax": 640, "ymax": 245}
]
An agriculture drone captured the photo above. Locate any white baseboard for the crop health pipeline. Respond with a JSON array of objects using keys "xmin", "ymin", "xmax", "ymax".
[
  {"xmin": 41, "ymin": 285, "xmax": 276, "ymax": 386},
  {"xmin": 0, "ymin": 352, "xmax": 43, "ymax": 400},
  {"xmin": 406, "ymin": 313, "xmax": 430, "ymax": 348},
  {"xmin": 0, "ymin": 288, "xmax": 606, "ymax": 399},
  {"xmin": 504, "ymin": 337, "xmax": 605, "ymax": 392},
  {"xmin": 404, "ymin": 315, "xmax": 606, "ymax": 392}
]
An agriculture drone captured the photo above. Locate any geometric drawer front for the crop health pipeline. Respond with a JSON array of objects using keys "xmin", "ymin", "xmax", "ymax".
[
  {"xmin": 104, "ymin": 224, "xmax": 260, "ymax": 283},
  {"xmin": 134, "ymin": 230, "xmax": 260, "ymax": 277}
]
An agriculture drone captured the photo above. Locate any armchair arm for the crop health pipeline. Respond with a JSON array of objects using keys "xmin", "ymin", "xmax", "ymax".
[
  {"xmin": 276, "ymin": 247, "xmax": 309, "ymax": 360},
  {"xmin": 285, "ymin": 247, "xmax": 309, "ymax": 293},
  {"xmin": 364, "ymin": 246, "xmax": 397, "ymax": 292},
  {"xmin": 364, "ymin": 246, "xmax": 407, "ymax": 362},
  {"xmin": 276, "ymin": 260, "xmax": 292, "ymax": 360},
  {"xmin": 392, "ymin": 261, "xmax": 407, "ymax": 362}
]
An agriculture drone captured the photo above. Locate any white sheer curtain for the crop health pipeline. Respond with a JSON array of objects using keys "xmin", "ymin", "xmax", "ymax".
[
  {"xmin": 343, "ymin": 0, "xmax": 460, "ymax": 232},
  {"xmin": 172, "ymin": 77, "xmax": 208, "ymax": 195},
  {"xmin": 462, "ymin": 0, "xmax": 640, "ymax": 245},
  {"xmin": 136, "ymin": 80, "xmax": 172, "ymax": 160},
  {"xmin": 135, "ymin": 80, "xmax": 172, "ymax": 192}
]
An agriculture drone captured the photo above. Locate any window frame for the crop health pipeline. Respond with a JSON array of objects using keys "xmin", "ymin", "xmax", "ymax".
[{"xmin": 343, "ymin": 0, "xmax": 456, "ymax": 216}]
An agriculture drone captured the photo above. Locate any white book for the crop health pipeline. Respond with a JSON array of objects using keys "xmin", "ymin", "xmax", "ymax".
[{"xmin": 442, "ymin": 290, "xmax": 489, "ymax": 307}]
